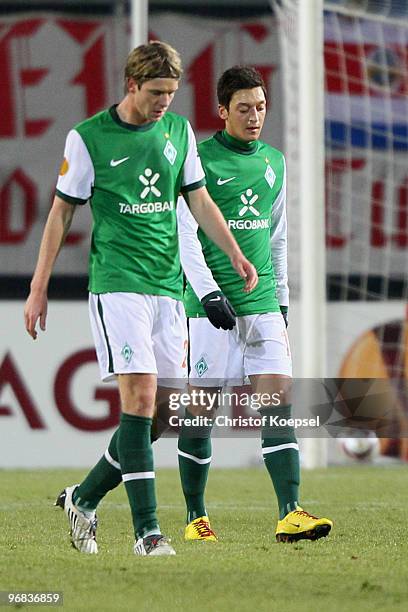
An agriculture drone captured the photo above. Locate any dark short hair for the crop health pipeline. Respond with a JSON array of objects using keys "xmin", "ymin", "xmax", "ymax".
[{"xmin": 217, "ymin": 65, "xmax": 267, "ymax": 109}]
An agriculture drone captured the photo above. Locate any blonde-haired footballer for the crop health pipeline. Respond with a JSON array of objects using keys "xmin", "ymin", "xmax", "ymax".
[{"xmin": 25, "ymin": 42, "xmax": 257, "ymax": 557}]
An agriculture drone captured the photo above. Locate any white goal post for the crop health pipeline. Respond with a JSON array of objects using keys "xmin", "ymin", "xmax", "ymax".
[
  {"xmin": 130, "ymin": 0, "xmax": 148, "ymax": 48},
  {"xmin": 270, "ymin": 0, "xmax": 327, "ymax": 467},
  {"xmin": 270, "ymin": 0, "xmax": 408, "ymax": 467}
]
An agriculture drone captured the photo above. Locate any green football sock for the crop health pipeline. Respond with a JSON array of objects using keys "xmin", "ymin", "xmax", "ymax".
[
  {"xmin": 118, "ymin": 413, "xmax": 159, "ymax": 539},
  {"xmin": 261, "ymin": 405, "xmax": 300, "ymax": 519},
  {"xmin": 73, "ymin": 429, "xmax": 122, "ymax": 512},
  {"xmin": 178, "ymin": 410, "xmax": 212, "ymax": 524}
]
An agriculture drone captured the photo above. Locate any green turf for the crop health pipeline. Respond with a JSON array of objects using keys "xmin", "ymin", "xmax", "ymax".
[{"xmin": 1, "ymin": 466, "xmax": 406, "ymax": 612}]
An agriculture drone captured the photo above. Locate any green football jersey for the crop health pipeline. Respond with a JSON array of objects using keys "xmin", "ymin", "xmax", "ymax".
[
  {"xmin": 183, "ymin": 130, "xmax": 286, "ymax": 317},
  {"xmin": 56, "ymin": 106, "xmax": 205, "ymax": 298}
]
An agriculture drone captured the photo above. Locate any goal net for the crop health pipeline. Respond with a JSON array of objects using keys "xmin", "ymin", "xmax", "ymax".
[{"xmin": 271, "ymin": 0, "xmax": 408, "ymax": 465}]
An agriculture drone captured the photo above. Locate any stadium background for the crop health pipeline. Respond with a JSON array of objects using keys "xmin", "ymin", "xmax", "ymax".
[{"xmin": 0, "ymin": 0, "xmax": 407, "ymax": 467}]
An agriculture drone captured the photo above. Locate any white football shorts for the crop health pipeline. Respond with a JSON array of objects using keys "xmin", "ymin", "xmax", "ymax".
[
  {"xmin": 89, "ymin": 293, "xmax": 188, "ymax": 387},
  {"xmin": 189, "ymin": 312, "xmax": 292, "ymax": 386}
]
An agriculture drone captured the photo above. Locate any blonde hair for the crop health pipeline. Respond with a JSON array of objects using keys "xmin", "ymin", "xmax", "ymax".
[{"xmin": 124, "ymin": 40, "xmax": 182, "ymax": 90}]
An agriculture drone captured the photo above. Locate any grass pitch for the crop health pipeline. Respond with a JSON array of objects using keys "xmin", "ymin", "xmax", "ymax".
[{"xmin": 1, "ymin": 466, "xmax": 407, "ymax": 612}]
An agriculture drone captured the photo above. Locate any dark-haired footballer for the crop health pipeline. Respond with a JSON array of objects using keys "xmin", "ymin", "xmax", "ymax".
[{"xmin": 177, "ymin": 65, "xmax": 333, "ymax": 543}]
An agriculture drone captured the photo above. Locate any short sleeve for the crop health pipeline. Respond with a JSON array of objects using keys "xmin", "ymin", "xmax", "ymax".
[
  {"xmin": 180, "ymin": 122, "xmax": 206, "ymax": 194},
  {"xmin": 55, "ymin": 129, "xmax": 95, "ymax": 205}
]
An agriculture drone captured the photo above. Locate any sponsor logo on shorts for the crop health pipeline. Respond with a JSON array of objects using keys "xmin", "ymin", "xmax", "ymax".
[
  {"xmin": 195, "ymin": 356, "xmax": 209, "ymax": 377},
  {"xmin": 121, "ymin": 342, "xmax": 134, "ymax": 364}
]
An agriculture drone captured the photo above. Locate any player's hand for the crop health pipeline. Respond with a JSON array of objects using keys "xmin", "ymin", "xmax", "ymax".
[
  {"xmin": 230, "ymin": 251, "xmax": 258, "ymax": 293},
  {"xmin": 280, "ymin": 305, "xmax": 288, "ymax": 328},
  {"xmin": 24, "ymin": 290, "xmax": 48, "ymax": 340},
  {"xmin": 201, "ymin": 291, "xmax": 236, "ymax": 330}
]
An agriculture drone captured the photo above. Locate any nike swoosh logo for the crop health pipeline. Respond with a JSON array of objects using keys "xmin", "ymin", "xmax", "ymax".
[
  {"xmin": 288, "ymin": 523, "xmax": 300, "ymax": 528},
  {"xmin": 110, "ymin": 156, "xmax": 130, "ymax": 167},
  {"xmin": 209, "ymin": 296, "xmax": 222, "ymax": 301},
  {"xmin": 217, "ymin": 177, "xmax": 236, "ymax": 185}
]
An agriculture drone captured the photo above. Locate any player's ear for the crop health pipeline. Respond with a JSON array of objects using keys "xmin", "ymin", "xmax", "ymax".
[
  {"xmin": 127, "ymin": 77, "xmax": 137, "ymax": 93},
  {"xmin": 219, "ymin": 105, "xmax": 228, "ymax": 121}
]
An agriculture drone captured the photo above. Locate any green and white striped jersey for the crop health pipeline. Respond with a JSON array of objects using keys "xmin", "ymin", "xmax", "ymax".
[
  {"xmin": 56, "ymin": 105, "xmax": 205, "ymax": 299},
  {"xmin": 178, "ymin": 130, "xmax": 288, "ymax": 317}
]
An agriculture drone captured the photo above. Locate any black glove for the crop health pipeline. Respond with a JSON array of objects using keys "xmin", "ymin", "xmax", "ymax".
[
  {"xmin": 201, "ymin": 291, "xmax": 236, "ymax": 330},
  {"xmin": 280, "ymin": 305, "xmax": 288, "ymax": 328}
]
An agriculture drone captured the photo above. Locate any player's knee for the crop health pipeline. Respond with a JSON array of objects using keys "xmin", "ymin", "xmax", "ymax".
[
  {"xmin": 118, "ymin": 374, "xmax": 157, "ymax": 415},
  {"xmin": 250, "ymin": 374, "xmax": 292, "ymax": 406},
  {"xmin": 121, "ymin": 390, "xmax": 156, "ymax": 415}
]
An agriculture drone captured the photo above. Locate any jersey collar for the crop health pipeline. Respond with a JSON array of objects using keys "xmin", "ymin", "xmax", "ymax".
[
  {"xmin": 109, "ymin": 105, "xmax": 157, "ymax": 132},
  {"xmin": 214, "ymin": 130, "xmax": 259, "ymax": 155}
]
